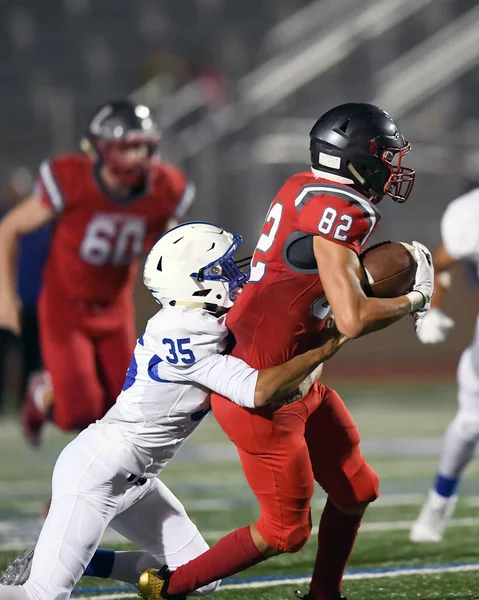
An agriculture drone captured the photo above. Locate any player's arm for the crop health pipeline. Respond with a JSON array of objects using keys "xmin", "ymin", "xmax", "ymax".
[
  {"xmin": 0, "ymin": 196, "xmax": 55, "ymax": 334},
  {"xmin": 165, "ymin": 165, "xmax": 196, "ymax": 230},
  {"xmin": 157, "ymin": 313, "xmax": 347, "ymax": 408},
  {"xmin": 181, "ymin": 324, "xmax": 347, "ymax": 408},
  {"xmin": 296, "ymin": 190, "xmax": 433, "ymax": 338},
  {"xmin": 253, "ymin": 323, "xmax": 347, "ymax": 406},
  {"xmin": 313, "ymin": 235, "xmax": 431, "ymax": 338},
  {"xmin": 415, "ymin": 195, "xmax": 472, "ymax": 343}
]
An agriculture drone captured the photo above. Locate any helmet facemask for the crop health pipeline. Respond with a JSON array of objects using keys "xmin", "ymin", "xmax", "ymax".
[
  {"xmin": 94, "ymin": 134, "xmax": 160, "ymax": 187},
  {"xmin": 192, "ymin": 234, "xmax": 251, "ymax": 306},
  {"xmin": 347, "ymin": 141, "xmax": 415, "ymax": 204},
  {"xmin": 378, "ymin": 143, "xmax": 415, "ymax": 203}
]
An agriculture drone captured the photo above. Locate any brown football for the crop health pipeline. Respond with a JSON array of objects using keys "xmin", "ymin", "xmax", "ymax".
[{"xmin": 359, "ymin": 241, "xmax": 417, "ymax": 298}]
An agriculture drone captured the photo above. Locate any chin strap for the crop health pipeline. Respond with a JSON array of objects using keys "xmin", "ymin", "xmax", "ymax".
[
  {"xmin": 172, "ymin": 300, "xmax": 225, "ymax": 315},
  {"xmin": 311, "ymin": 166, "xmax": 354, "ymax": 184},
  {"xmin": 174, "ymin": 301, "xmax": 210, "ymax": 309}
]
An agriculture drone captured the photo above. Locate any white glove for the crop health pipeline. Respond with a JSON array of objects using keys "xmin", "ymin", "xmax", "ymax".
[
  {"xmin": 416, "ymin": 307, "xmax": 455, "ymax": 344},
  {"xmin": 406, "ymin": 241, "xmax": 434, "ymax": 332}
]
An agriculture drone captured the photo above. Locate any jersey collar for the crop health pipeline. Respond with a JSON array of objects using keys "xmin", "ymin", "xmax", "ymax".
[{"xmin": 93, "ymin": 164, "xmax": 152, "ymax": 205}]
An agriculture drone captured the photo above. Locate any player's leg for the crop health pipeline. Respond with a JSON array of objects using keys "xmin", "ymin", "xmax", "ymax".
[
  {"xmin": 98, "ymin": 477, "xmax": 219, "ymax": 596},
  {"xmin": 22, "ymin": 294, "xmax": 105, "ymax": 442},
  {"xmin": 4, "ymin": 430, "xmax": 123, "ymax": 600},
  {"xmin": 42, "ymin": 327, "xmax": 105, "ymax": 432},
  {"xmin": 20, "ymin": 308, "xmax": 47, "ymax": 446},
  {"xmin": 304, "ymin": 385, "xmax": 379, "ymax": 600},
  {"xmin": 20, "ymin": 309, "xmax": 43, "ymax": 400},
  {"xmin": 153, "ymin": 395, "xmax": 316, "ymax": 598},
  {"xmin": 411, "ymin": 334, "xmax": 479, "ymax": 542},
  {"xmin": 95, "ymin": 313, "xmax": 136, "ymax": 416},
  {"xmin": 21, "ymin": 292, "xmax": 55, "ymax": 445},
  {"xmin": 0, "ymin": 328, "xmax": 18, "ymax": 414}
]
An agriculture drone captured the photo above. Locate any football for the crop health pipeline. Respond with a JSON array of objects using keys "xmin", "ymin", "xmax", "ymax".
[{"xmin": 359, "ymin": 241, "xmax": 417, "ymax": 298}]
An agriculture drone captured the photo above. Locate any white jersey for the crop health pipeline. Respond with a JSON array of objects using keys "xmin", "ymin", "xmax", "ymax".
[
  {"xmin": 441, "ymin": 188, "xmax": 479, "ymax": 272},
  {"xmin": 96, "ymin": 306, "xmax": 258, "ymax": 476}
]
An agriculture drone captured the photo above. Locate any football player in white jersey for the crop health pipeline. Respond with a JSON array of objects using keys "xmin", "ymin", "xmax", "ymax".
[
  {"xmin": 410, "ymin": 189, "xmax": 479, "ymax": 542},
  {"xmin": 0, "ymin": 222, "xmax": 347, "ymax": 600}
]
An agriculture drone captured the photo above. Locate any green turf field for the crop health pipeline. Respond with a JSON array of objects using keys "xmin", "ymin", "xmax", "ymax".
[{"xmin": 2, "ymin": 381, "xmax": 479, "ymax": 599}]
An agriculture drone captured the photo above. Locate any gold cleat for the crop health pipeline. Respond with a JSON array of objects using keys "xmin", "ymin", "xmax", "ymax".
[
  {"xmin": 138, "ymin": 566, "xmax": 185, "ymax": 600},
  {"xmin": 138, "ymin": 568, "xmax": 168, "ymax": 600}
]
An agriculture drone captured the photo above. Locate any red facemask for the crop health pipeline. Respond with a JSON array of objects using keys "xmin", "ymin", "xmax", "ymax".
[
  {"xmin": 381, "ymin": 142, "xmax": 415, "ymax": 203},
  {"xmin": 97, "ymin": 136, "xmax": 159, "ymax": 187}
]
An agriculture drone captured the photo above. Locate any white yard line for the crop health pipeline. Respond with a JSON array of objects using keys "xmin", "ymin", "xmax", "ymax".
[{"xmin": 73, "ymin": 563, "xmax": 479, "ymax": 599}]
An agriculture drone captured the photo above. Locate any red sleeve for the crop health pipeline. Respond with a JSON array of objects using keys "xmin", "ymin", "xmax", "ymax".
[
  {"xmin": 295, "ymin": 184, "xmax": 381, "ymax": 253},
  {"xmin": 34, "ymin": 156, "xmax": 74, "ymax": 214},
  {"xmin": 162, "ymin": 164, "xmax": 196, "ymax": 220}
]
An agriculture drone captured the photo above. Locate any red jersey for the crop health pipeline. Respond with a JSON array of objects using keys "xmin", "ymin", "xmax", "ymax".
[
  {"xmin": 35, "ymin": 154, "xmax": 195, "ymax": 304},
  {"xmin": 226, "ymin": 172, "xmax": 381, "ymax": 369}
]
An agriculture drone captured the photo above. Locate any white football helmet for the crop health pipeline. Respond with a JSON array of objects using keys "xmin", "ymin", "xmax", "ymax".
[{"xmin": 144, "ymin": 222, "xmax": 250, "ymax": 310}]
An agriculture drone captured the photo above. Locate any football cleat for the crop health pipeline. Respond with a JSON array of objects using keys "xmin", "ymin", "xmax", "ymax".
[
  {"xmin": 0, "ymin": 546, "xmax": 35, "ymax": 585},
  {"xmin": 410, "ymin": 489, "xmax": 458, "ymax": 543},
  {"xmin": 137, "ymin": 566, "xmax": 185, "ymax": 600}
]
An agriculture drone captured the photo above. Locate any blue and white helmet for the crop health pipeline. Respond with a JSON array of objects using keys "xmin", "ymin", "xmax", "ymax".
[{"xmin": 144, "ymin": 222, "xmax": 250, "ymax": 310}]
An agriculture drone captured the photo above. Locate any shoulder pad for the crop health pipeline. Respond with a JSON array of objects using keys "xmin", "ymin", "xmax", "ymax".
[{"xmin": 145, "ymin": 307, "xmax": 228, "ymax": 363}]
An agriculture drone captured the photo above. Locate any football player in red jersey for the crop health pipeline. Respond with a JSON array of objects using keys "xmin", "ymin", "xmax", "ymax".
[
  {"xmin": 0, "ymin": 99, "xmax": 195, "ymax": 446},
  {"xmin": 138, "ymin": 104, "xmax": 434, "ymax": 600}
]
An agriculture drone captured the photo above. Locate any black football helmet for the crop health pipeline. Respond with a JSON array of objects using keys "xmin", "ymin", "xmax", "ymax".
[
  {"xmin": 309, "ymin": 103, "xmax": 415, "ymax": 203},
  {"xmin": 82, "ymin": 99, "xmax": 160, "ymax": 186}
]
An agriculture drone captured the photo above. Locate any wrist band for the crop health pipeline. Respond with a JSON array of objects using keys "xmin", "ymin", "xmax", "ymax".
[{"xmin": 406, "ymin": 290, "xmax": 426, "ymax": 312}]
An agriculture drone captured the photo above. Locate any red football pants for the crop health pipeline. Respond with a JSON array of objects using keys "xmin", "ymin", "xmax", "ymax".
[
  {"xmin": 38, "ymin": 290, "xmax": 136, "ymax": 431},
  {"xmin": 212, "ymin": 383, "xmax": 379, "ymax": 553}
]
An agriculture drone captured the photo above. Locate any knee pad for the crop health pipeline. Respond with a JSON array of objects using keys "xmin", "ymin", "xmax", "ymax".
[
  {"xmin": 458, "ymin": 347, "xmax": 479, "ymax": 398},
  {"xmin": 450, "ymin": 408, "xmax": 479, "ymax": 444},
  {"xmin": 256, "ymin": 516, "xmax": 312, "ymax": 553},
  {"xmin": 348, "ymin": 459, "xmax": 379, "ymax": 506},
  {"xmin": 329, "ymin": 456, "xmax": 379, "ymax": 510},
  {"xmin": 282, "ymin": 521, "xmax": 312, "ymax": 553}
]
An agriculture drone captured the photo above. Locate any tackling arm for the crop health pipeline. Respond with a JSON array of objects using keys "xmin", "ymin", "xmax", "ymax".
[
  {"xmin": 0, "ymin": 196, "xmax": 55, "ymax": 334},
  {"xmin": 253, "ymin": 323, "xmax": 347, "ymax": 406},
  {"xmin": 160, "ymin": 313, "xmax": 348, "ymax": 409}
]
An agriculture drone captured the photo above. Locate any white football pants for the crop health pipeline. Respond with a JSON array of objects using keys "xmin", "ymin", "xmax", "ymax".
[
  {"xmin": 0, "ymin": 427, "xmax": 218, "ymax": 600},
  {"xmin": 439, "ymin": 314, "xmax": 479, "ymax": 478}
]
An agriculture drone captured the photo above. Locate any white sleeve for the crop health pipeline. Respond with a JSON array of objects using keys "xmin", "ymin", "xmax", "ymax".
[
  {"xmin": 161, "ymin": 354, "xmax": 258, "ymax": 408},
  {"xmin": 145, "ymin": 307, "xmax": 258, "ymax": 408},
  {"xmin": 441, "ymin": 193, "xmax": 479, "ymax": 260}
]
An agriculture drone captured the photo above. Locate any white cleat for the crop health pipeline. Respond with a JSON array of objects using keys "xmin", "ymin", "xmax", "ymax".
[
  {"xmin": 410, "ymin": 490, "xmax": 458, "ymax": 543},
  {"xmin": 0, "ymin": 546, "xmax": 35, "ymax": 586}
]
